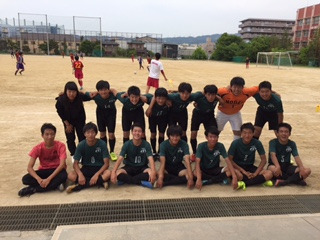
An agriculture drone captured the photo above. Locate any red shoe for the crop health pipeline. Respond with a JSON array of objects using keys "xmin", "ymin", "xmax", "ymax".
[{"xmin": 190, "ymin": 154, "xmax": 196, "ymax": 162}]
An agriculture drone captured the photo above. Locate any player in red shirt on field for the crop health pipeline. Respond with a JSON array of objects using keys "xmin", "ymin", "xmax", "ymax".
[{"xmin": 73, "ymin": 55, "xmax": 84, "ymax": 90}]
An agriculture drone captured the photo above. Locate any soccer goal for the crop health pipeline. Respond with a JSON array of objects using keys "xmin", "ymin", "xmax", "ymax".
[{"xmin": 256, "ymin": 52, "xmax": 293, "ymax": 69}]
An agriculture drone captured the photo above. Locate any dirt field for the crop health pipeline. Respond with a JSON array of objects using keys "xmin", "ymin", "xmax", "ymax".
[{"xmin": 0, "ymin": 55, "xmax": 319, "ymax": 206}]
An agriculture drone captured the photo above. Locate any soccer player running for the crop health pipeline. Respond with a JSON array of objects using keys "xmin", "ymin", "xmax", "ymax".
[
  {"xmin": 73, "ymin": 55, "xmax": 84, "ymax": 90},
  {"xmin": 146, "ymin": 52, "xmax": 168, "ymax": 94}
]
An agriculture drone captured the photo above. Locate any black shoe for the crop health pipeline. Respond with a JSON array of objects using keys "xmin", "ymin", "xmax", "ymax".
[
  {"xmin": 18, "ymin": 187, "xmax": 36, "ymax": 197},
  {"xmin": 296, "ymin": 180, "xmax": 307, "ymax": 186},
  {"xmin": 153, "ymin": 153, "xmax": 160, "ymax": 161}
]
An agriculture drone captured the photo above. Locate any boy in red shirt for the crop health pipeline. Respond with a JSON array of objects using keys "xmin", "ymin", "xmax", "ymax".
[
  {"xmin": 73, "ymin": 55, "xmax": 84, "ymax": 90},
  {"xmin": 18, "ymin": 123, "xmax": 68, "ymax": 197}
]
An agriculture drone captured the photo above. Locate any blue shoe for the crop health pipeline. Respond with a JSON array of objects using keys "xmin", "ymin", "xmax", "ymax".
[
  {"xmin": 222, "ymin": 178, "xmax": 231, "ymax": 185},
  {"xmin": 141, "ymin": 181, "xmax": 153, "ymax": 189}
]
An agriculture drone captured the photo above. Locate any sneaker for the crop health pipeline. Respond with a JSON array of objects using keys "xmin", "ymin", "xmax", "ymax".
[
  {"xmin": 80, "ymin": 87, "xmax": 83, "ymax": 90},
  {"xmin": 190, "ymin": 154, "xmax": 196, "ymax": 162},
  {"xmin": 66, "ymin": 184, "xmax": 79, "ymax": 193},
  {"xmin": 141, "ymin": 181, "xmax": 153, "ymax": 189},
  {"xmin": 18, "ymin": 187, "xmax": 36, "ymax": 197},
  {"xmin": 103, "ymin": 182, "xmax": 109, "ymax": 190},
  {"xmin": 153, "ymin": 181, "xmax": 158, "ymax": 188},
  {"xmin": 110, "ymin": 152, "xmax": 117, "ymax": 161},
  {"xmin": 237, "ymin": 181, "xmax": 246, "ymax": 191},
  {"xmin": 296, "ymin": 180, "xmax": 307, "ymax": 186},
  {"xmin": 275, "ymin": 179, "xmax": 287, "ymax": 187},
  {"xmin": 153, "ymin": 153, "xmax": 160, "ymax": 161},
  {"xmin": 263, "ymin": 180, "xmax": 273, "ymax": 187},
  {"xmin": 71, "ymin": 156, "xmax": 75, "ymax": 163},
  {"xmin": 58, "ymin": 183, "xmax": 65, "ymax": 192},
  {"xmin": 222, "ymin": 178, "xmax": 231, "ymax": 185},
  {"xmin": 202, "ymin": 179, "xmax": 212, "ymax": 186}
]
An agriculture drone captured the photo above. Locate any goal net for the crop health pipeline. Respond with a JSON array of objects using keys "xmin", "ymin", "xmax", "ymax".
[{"xmin": 256, "ymin": 52, "xmax": 292, "ymax": 69}]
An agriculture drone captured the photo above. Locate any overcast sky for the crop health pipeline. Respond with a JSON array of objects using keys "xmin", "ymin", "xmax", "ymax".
[{"xmin": 1, "ymin": 0, "xmax": 319, "ymax": 37}]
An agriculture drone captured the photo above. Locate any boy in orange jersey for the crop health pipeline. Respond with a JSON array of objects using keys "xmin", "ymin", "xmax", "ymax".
[
  {"xmin": 73, "ymin": 55, "xmax": 84, "ymax": 90},
  {"xmin": 217, "ymin": 77, "xmax": 258, "ymax": 140}
]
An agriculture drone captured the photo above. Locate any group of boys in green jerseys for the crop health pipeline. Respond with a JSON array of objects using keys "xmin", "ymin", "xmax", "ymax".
[{"xmin": 18, "ymin": 78, "xmax": 312, "ymax": 196}]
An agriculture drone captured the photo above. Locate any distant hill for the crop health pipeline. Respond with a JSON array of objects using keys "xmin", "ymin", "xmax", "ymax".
[{"xmin": 162, "ymin": 34, "xmax": 222, "ymax": 45}]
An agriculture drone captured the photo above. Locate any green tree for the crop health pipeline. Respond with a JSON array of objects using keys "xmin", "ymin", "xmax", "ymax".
[
  {"xmin": 38, "ymin": 39, "xmax": 59, "ymax": 54},
  {"xmin": 307, "ymin": 28, "xmax": 320, "ymax": 66},
  {"xmin": 243, "ymin": 36, "xmax": 271, "ymax": 62},
  {"xmin": 212, "ymin": 33, "xmax": 245, "ymax": 61},
  {"xmin": 22, "ymin": 45, "xmax": 30, "ymax": 53},
  {"xmin": 191, "ymin": 47, "xmax": 208, "ymax": 60},
  {"xmin": 79, "ymin": 40, "xmax": 97, "ymax": 56},
  {"xmin": 298, "ymin": 46, "xmax": 310, "ymax": 65}
]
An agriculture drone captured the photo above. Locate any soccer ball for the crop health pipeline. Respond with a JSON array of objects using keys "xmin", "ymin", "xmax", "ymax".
[{"xmin": 134, "ymin": 71, "xmax": 137, "ymax": 74}]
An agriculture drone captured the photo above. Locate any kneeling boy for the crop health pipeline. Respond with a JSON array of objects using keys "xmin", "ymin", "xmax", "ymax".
[{"xmin": 66, "ymin": 122, "xmax": 111, "ymax": 193}]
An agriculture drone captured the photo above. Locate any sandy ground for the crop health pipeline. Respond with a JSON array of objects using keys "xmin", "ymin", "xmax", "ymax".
[{"xmin": 0, "ymin": 55, "xmax": 319, "ymax": 207}]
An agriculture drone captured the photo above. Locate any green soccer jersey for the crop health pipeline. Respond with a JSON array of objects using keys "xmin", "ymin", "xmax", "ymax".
[
  {"xmin": 74, "ymin": 139, "xmax": 110, "ymax": 167},
  {"xmin": 145, "ymin": 94, "xmax": 169, "ymax": 117},
  {"xmin": 268, "ymin": 138, "xmax": 299, "ymax": 164},
  {"xmin": 194, "ymin": 95, "xmax": 219, "ymax": 114},
  {"xmin": 86, "ymin": 92, "xmax": 117, "ymax": 110},
  {"xmin": 120, "ymin": 140, "xmax": 152, "ymax": 167},
  {"xmin": 159, "ymin": 139, "xmax": 190, "ymax": 165},
  {"xmin": 228, "ymin": 138, "xmax": 265, "ymax": 166},
  {"xmin": 167, "ymin": 91, "xmax": 203, "ymax": 112},
  {"xmin": 253, "ymin": 93, "xmax": 283, "ymax": 113},
  {"xmin": 116, "ymin": 92, "xmax": 144, "ymax": 111},
  {"xmin": 196, "ymin": 142, "xmax": 228, "ymax": 169}
]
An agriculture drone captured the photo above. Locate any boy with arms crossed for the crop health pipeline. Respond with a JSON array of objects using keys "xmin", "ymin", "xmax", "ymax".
[
  {"xmin": 66, "ymin": 122, "xmax": 111, "ymax": 193},
  {"xmin": 156, "ymin": 125, "xmax": 194, "ymax": 189},
  {"xmin": 194, "ymin": 126, "xmax": 239, "ymax": 191},
  {"xmin": 228, "ymin": 122, "xmax": 273, "ymax": 190},
  {"xmin": 268, "ymin": 123, "xmax": 311, "ymax": 186},
  {"xmin": 111, "ymin": 123, "xmax": 156, "ymax": 188},
  {"xmin": 18, "ymin": 123, "xmax": 67, "ymax": 197},
  {"xmin": 253, "ymin": 81, "xmax": 283, "ymax": 139}
]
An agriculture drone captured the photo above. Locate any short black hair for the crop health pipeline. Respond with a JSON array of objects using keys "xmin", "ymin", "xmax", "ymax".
[
  {"xmin": 259, "ymin": 81, "xmax": 272, "ymax": 90},
  {"xmin": 178, "ymin": 82, "xmax": 192, "ymax": 93},
  {"xmin": 128, "ymin": 86, "xmax": 141, "ymax": 96},
  {"xmin": 204, "ymin": 84, "xmax": 218, "ymax": 94},
  {"xmin": 277, "ymin": 122, "xmax": 292, "ymax": 133},
  {"xmin": 240, "ymin": 122, "xmax": 254, "ymax": 132},
  {"xmin": 41, "ymin": 123, "xmax": 56, "ymax": 135},
  {"xmin": 75, "ymin": 55, "xmax": 79, "ymax": 61},
  {"xmin": 131, "ymin": 122, "xmax": 143, "ymax": 131},
  {"xmin": 205, "ymin": 126, "xmax": 220, "ymax": 137},
  {"xmin": 155, "ymin": 52, "xmax": 161, "ymax": 59},
  {"xmin": 96, "ymin": 80, "xmax": 110, "ymax": 90},
  {"xmin": 83, "ymin": 122, "xmax": 98, "ymax": 134},
  {"xmin": 167, "ymin": 125, "xmax": 183, "ymax": 138},
  {"xmin": 230, "ymin": 77, "xmax": 245, "ymax": 87},
  {"xmin": 155, "ymin": 87, "xmax": 168, "ymax": 98}
]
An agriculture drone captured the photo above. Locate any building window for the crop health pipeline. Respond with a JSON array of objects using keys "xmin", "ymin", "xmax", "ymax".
[
  {"xmin": 303, "ymin": 30, "xmax": 309, "ymax": 37},
  {"xmin": 31, "ymin": 41, "xmax": 35, "ymax": 44},
  {"xmin": 296, "ymin": 31, "xmax": 301, "ymax": 37},
  {"xmin": 305, "ymin": 18, "xmax": 311, "ymax": 25},
  {"xmin": 313, "ymin": 16, "xmax": 320, "ymax": 25},
  {"xmin": 301, "ymin": 42, "xmax": 307, "ymax": 47},
  {"xmin": 298, "ymin": 20, "xmax": 303, "ymax": 26},
  {"xmin": 294, "ymin": 42, "xmax": 300, "ymax": 49}
]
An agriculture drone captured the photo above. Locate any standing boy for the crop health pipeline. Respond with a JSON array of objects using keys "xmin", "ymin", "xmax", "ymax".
[
  {"xmin": 228, "ymin": 122, "xmax": 273, "ymax": 190},
  {"xmin": 18, "ymin": 123, "xmax": 67, "ymax": 197},
  {"xmin": 73, "ymin": 55, "xmax": 84, "ymax": 90},
  {"xmin": 15, "ymin": 51, "xmax": 26, "ymax": 75},
  {"xmin": 66, "ymin": 122, "xmax": 111, "ymax": 193},
  {"xmin": 146, "ymin": 52, "xmax": 168, "ymax": 94},
  {"xmin": 253, "ymin": 81, "xmax": 283, "ymax": 139},
  {"xmin": 138, "ymin": 55, "xmax": 144, "ymax": 70},
  {"xmin": 194, "ymin": 126, "xmax": 239, "ymax": 190},
  {"xmin": 217, "ymin": 77, "xmax": 258, "ymax": 140},
  {"xmin": 268, "ymin": 123, "xmax": 311, "ymax": 186},
  {"xmin": 155, "ymin": 125, "xmax": 194, "ymax": 189},
  {"xmin": 145, "ymin": 87, "xmax": 169, "ymax": 159},
  {"xmin": 190, "ymin": 84, "xmax": 223, "ymax": 161},
  {"xmin": 84, "ymin": 80, "xmax": 118, "ymax": 160},
  {"xmin": 111, "ymin": 123, "xmax": 156, "ymax": 188}
]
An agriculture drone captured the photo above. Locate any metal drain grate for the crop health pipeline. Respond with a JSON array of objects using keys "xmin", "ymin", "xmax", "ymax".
[{"xmin": 0, "ymin": 195, "xmax": 319, "ymax": 232}]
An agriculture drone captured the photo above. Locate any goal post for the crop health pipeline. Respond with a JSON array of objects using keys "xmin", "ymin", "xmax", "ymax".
[{"xmin": 256, "ymin": 52, "xmax": 293, "ymax": 69}]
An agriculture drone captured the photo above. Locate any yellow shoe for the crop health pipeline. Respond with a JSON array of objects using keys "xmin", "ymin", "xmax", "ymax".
[
  {"xmin": 237, "ymin": 181, "xmax": 246, "ymax": 191},
  {"xmin": 263, "ymin": 180, "xmax": 273, "ymax": 187},
  {"xmin": 110, "ymin": 152, "xmax": 117, "ymax": 161}
]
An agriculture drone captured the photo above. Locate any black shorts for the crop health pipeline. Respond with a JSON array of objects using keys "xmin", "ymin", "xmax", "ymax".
[
  {"xmin": 121, "ymin": 165, "xmax": 148, "ymax": 176},
  {"xmin": 96, "ymin": 108, "xmax": 116, "ymax": 133},
  {"xmin": 191, "ymin": 109, "xmax": 217, "ymax": 131},
  {"xmin": 168, "ymin": 109, "xmax": 188, "ymax": 131},
  {"xmin": 201, "ymin": 166, "xmax": 223, "ymax": 176},
  {"xmin": 148, "ymin": 115, "xmax": 168, "ymax": 134},
  {"xmin": 239, "ymin": 164, "xmax": 258, "ymax": 173},
  {"xmin": 165, "ymin": 162, "xmax": 186, "ymax": 176},
  {"xmin": 80, "ymin": 166, "xmax": 103, "ymax": 178},
  {"xmin": 254, "ymin": 108, "xmax": 278, "ymax": 130},
  {"xmin": 122, "ymin": 107, "xmax": 145, "ymax": 132},
  {"xmin": 268, "ymin": 162, "xmax": 297, "ymax": 179}
]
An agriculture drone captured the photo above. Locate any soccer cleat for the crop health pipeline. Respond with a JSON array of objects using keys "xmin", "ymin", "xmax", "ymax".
[
  {"xmin": 18, "ymin": 187, "xmax": 36, "ymax": 197},
  {"xmin": 222, "ymin": 178, "xmax": 231, "ymax": 185},
  {"xmin": 153, "ymin": 153, "xmax": 160, "ymax": 161},
  {"xmin": 141, "ymin": 181, "xmax": 153, "ymax": 189},
  {"xmin": 110, "ymin": 152, "xmax": 117, "ymax": 161},
  {"xmin": 80, "ymin": 87, "xmax": 83, "ymax": 90},
  {"xmin": 58, "ymin": 183, "xmax": 65, "ymax": 192},
  {"xmin": 153, "ymin": 181, "xmax": 158, "ymax": 188},
  {"xmin": 263, "ymin": 180, "xmax": 273, "ymax": 187},
  {"xmin": 190, "ymin": 154, "xmax": 196, "ymax": 163},
  {"xmin": 237, "ymin": 181, "xmax": 246, "ymax": 191},
  {"xmin": 103, "ymin": 182, "xmax": 109, "ymax": 190},
  {"xmin": 66, "ymin": 184, "xmax": 80, "ymax": 193},
  {"xmin": 296, "ymin": 180, "xmax": 307, "ymax": 186},
  {"xmin": 274, "ymin": 179, "xmax": 287, "ymax": 187}
]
